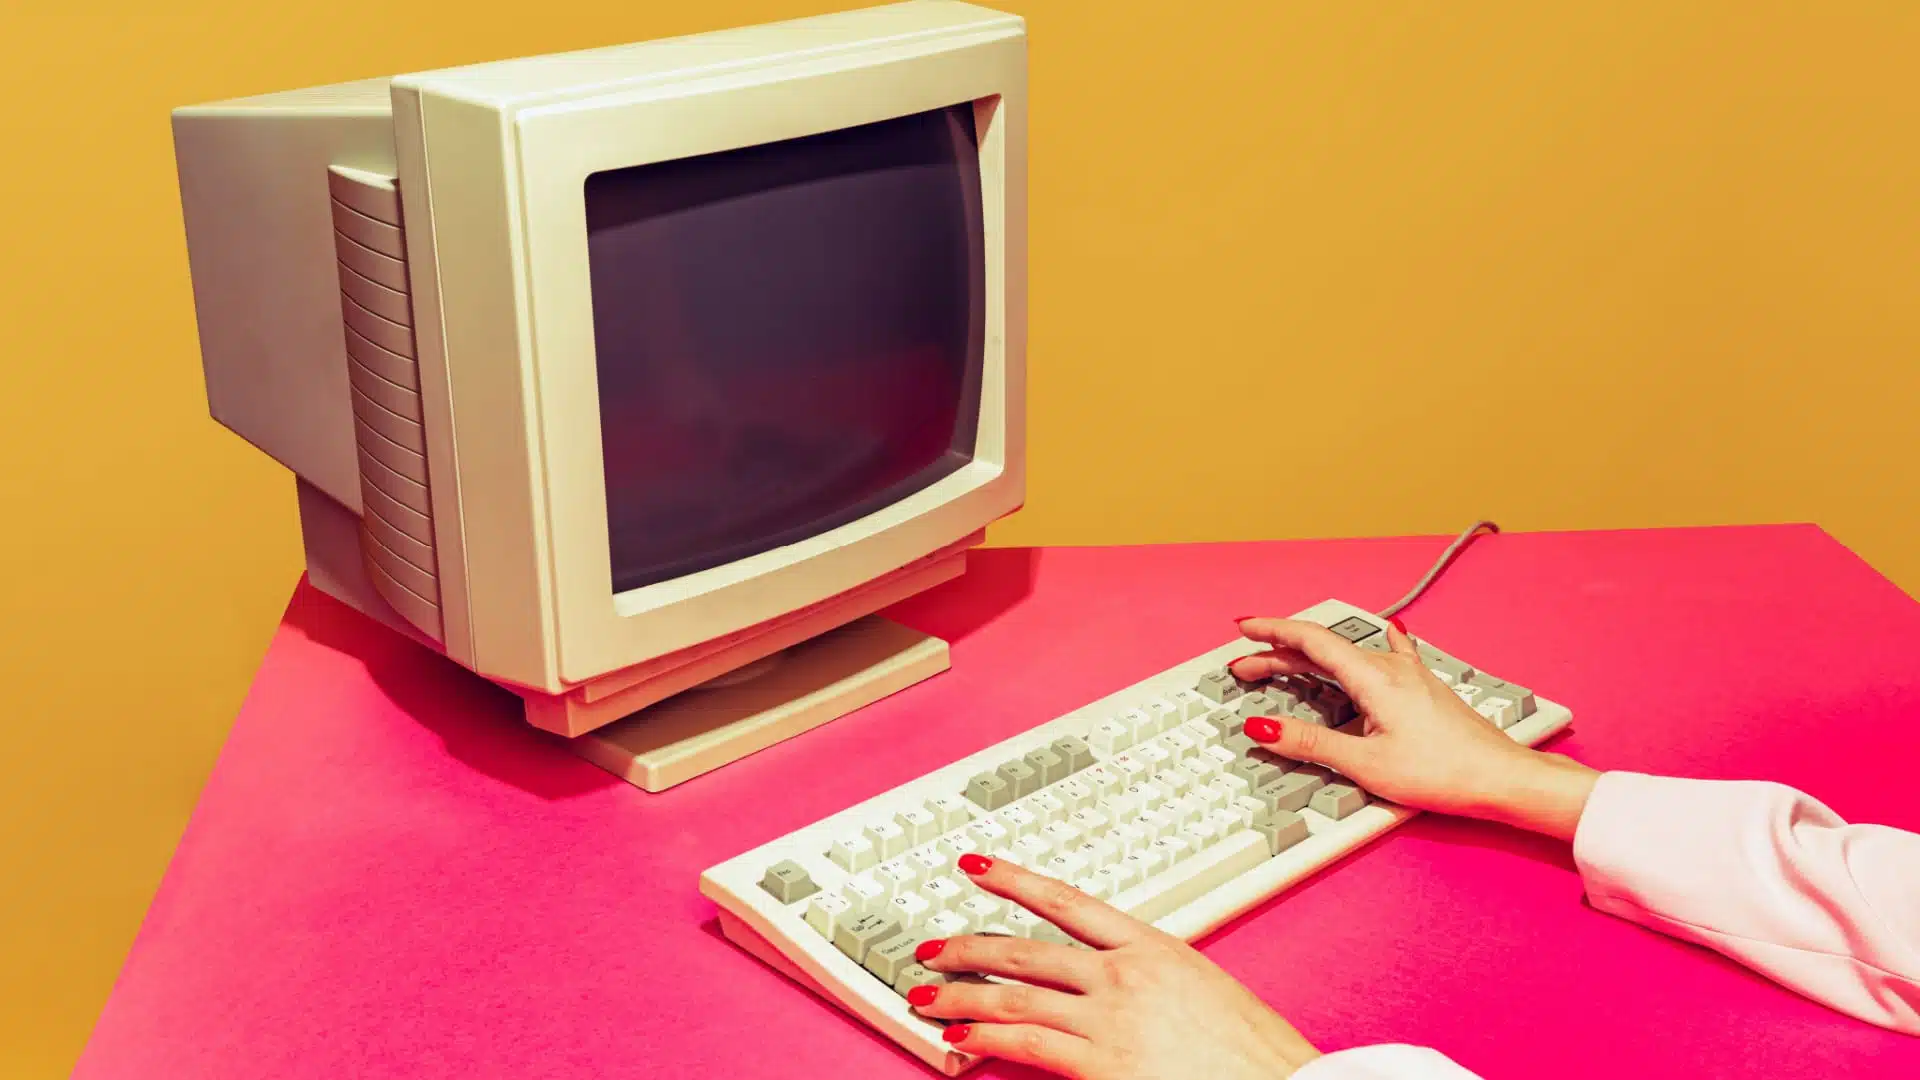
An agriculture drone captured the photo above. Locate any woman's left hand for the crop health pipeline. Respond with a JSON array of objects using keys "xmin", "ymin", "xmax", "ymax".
[{"xmin": 908, "ymin": 853, "xmax": 1322, "ymax": 1079}]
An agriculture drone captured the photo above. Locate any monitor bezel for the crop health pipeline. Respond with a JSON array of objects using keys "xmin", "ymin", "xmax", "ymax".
[{"xmin": 400, "ymin": 24, "xmax": 1026, "ymax": 688}]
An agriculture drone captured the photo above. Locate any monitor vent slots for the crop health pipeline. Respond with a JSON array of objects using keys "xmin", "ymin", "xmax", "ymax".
[{"xmin": 327, "ymin": 165, "xmax": 444, "ymax": 643}]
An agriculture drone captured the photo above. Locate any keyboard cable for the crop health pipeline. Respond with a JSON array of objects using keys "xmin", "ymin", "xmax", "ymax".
[{"xmin": 1377, "ymin": 520, "xmax": 1501, "ymax": 619}]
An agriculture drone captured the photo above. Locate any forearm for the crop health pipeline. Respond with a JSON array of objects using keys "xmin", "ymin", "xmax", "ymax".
[{"xmin": 1571, "ymin": 771, "xmax": 1920, "ymax": 1032}]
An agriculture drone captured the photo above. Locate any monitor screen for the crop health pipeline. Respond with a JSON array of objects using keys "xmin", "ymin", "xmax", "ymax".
[{"xmin": 584, "ymin": 103, "xmax": 987, "ymax": 595}]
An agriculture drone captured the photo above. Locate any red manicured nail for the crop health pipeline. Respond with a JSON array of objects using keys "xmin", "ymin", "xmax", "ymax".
[
  {"xmin": 958, "ymin": 853, "xmax": 994, "ymax": 876},
  {"xmin": 1233, "ymin": 615, "xmax": 1255, "ymax": 623},
  {"xmin": 1387, "ymin": 615, "xmax": 1408, "ymax": 634},
  {"xmin": 1245, "ymin": 716, "xmax": 1281, "ymax": 743},
  {"xmin": 916, "ymin": 939, "xmax": 947, "ymax": 962},
  {"xmin": 907, "ymin": 985, "xmax": 939, "ymax": 1008},
  {"xmin": 943, "ymin": 1024, "xmax": 972, "ymax": 1045}
]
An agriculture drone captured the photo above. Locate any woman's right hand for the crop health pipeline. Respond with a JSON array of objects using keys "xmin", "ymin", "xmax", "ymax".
[{"xmin": 1227, "ymin": 616, "xmax": 1598, "ymax": 841}]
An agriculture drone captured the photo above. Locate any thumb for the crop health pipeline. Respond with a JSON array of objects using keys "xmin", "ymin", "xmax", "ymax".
[{"xmin": 1243, "ymin": 715, "xmax": 1370, "ymax": 775}]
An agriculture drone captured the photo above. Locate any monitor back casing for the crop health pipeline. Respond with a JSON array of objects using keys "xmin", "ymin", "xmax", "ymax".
[{"xmin": 173, "ymin": 1, "xmax": 1028, "ymax": 709}]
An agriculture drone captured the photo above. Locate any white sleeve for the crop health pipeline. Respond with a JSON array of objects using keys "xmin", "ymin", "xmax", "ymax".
[{"xmin": 1293, "ymin": 1044, "xmax": 1486, "ymax": 1079}]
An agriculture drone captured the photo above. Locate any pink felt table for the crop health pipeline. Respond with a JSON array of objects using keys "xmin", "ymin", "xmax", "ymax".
[{"xmin": 75, "ymin": 525, "xmax": 1920, "ymax": 1079}]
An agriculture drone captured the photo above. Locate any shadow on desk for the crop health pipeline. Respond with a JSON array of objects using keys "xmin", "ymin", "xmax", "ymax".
[
  {"xmin": 277, "ymin": 548, "xmax": 1038, "ymax": 803},
  {"xmin": 283, "ymin": 578, "xmax": 619, "ymax": 801}
]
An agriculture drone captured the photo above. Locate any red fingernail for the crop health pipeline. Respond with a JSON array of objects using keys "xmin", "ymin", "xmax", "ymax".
[
  {"xmin": 1245, "ymin": 716, "xmax": 1281, "ymax": 742},
  {"xmin": 1233, "ymin": 615, "xmax": 1255, "ymax": 623},
  {"xmin": 943, "ymin": 1024, "xmax": 972, "ymax": 1045},
  {"xmin": 1387, "ymin": 615, "xmax": 1408, "ymax": 634},
  {"xmin": 958, "ymin": 853, "xmax": 993, "ymax": 876},
  {"xmin": 916, "ymin": 939, "xmax": 947, "ymax": 962},
  {"xmin": 907, "ymin": 985, "xmax": 939, "ymax": 1007}
]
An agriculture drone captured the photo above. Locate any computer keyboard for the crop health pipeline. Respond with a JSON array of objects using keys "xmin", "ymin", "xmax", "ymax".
[{"xmin": 700, "ymin": 599, "xmax": 1573, "ymax": 1075}]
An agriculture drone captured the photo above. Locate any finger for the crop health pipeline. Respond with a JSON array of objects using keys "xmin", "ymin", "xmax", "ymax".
[
  {"xmin": 1225, "ymin": 647, "xmax": 1327, "ymax": 682},
  {"xmin": 908, "ymin": 975, "xmax": 1091, "ymax": 1034},
  {"xmin": 1383, "ymin": 620, "xmax": 1419, "ymax": 657},
  {"xmin": 956, "ymin": 855, "xmax": 1152, "ymax": 949},
  {"xmin": 943, "ymin": 1022, "xmax": 1098, "ymax": 1076},
  {"xmin": 917, "ymin": 934, "xmax": 1101, "ymax": 991},
  {"xmin": 1242, "ymin": 714, "xmax": 1372, "ymax": 776},
  {"xmin": 1235, "ymin": 617, "xmax": 1383, "ymax": 688}
]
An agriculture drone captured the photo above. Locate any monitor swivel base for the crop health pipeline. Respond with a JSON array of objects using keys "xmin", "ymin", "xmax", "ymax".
[{"xmin": 567, "ymin": 615, "xmax": 948, "ymax": 792}]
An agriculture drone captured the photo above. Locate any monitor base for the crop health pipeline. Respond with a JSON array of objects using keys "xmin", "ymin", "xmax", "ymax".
[{"xmin": 565, "ymin": 615, "xmax": 948, "ymax": 792}]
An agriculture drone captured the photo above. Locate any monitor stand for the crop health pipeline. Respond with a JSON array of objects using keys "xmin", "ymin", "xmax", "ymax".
[
  {"xmin": 530, "ymin": 535, "xmax": 977, "ymax": 792},
  {"xmin": 566, "ymin": 615, "xmax": 948, "ymax": 792}
]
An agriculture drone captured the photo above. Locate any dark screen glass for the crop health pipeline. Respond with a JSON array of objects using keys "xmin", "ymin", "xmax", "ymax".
[{"xmin": 585, "ymin": 104, "xmax": 986, "ymax": 594}]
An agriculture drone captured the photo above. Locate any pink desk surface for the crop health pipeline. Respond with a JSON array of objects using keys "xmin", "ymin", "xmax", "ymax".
[{"xmin": 76, "ymin": 524, "xmax": 1920, "ymax": 1079}]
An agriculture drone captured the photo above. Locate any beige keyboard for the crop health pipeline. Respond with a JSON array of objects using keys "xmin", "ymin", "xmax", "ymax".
[{"xmin": 700, "ymin": 599, "xmax": 1574, "ymax": 1075}]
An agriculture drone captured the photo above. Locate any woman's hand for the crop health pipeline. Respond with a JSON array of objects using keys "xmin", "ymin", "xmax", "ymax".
[
  {"xmin": 1228, "ymin": 617, "xmax": 1598, "ymax": 841},
  {"xmin": 910, "ymin": 854, "xmax": 1321, "ymax": 1079}
]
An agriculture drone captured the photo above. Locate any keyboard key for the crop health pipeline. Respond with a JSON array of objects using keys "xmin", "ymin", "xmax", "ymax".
[
  {"xmin": 1192, "ymin": 783, "xmax": 1229, "ymax": 811},
  {"xmin": 887, "ymin": 892, "xmax": 933, "ymax": 928},
  {"xmin": 896, "ymin": 806, "xmax": 939, "ymax": 845},
  {"xmin": 1235, "ymin": 692, "xmax": 1282, "ymax": 718},
  {"xmin": 1310, "ymin": 783, "xmax": 1368, "ymax": 820},
  {"xmin": 1253, "ymin": 809, "xmax": 1310, "ymax": 855},
  {"xmin": 964, "ymin": 773, "xmax": 1012, "ymax": 810},
  {"xmin": 997, "ymin": 759, "xmax": 1040, "ymax": 798},
  {"xmin": 874, "ymin": 859, "xmax": 922, "ymax": 895},
  {"xmin": 1089, "ymin": 719, "xmax": 1134, "ymax": 755},
  {"xmin": 957, "ymin": 894, "xmax": 1003, "ymax": 926},
  {"xmin": 1068, "ymin": 808, "xmax": 1110, "ymax": 834},
  {"xmin": 1181, "ymin": 819, "xmax": 1219, "ymax": 850},
  {"xmin": 1135, "ymin": 742, "xmax": 1172, "ymax": 766},
  {"xmin": 1010, "ymin": 835, "xmax": 1054, "ymax": 865},
  {"xmin": 1326, "ymin": 615, "xmax": 1383, "ymax": 643},
  {"xmin": 1075, "ymin": 837, "xmax": 1121, "ymax": 870},
  {"xmin": 1076, "ymin": 875, "xmax": 1114, "ymax": 901},
  {"xmin": 1109, "ymin": 822, "xmax": 1152, "ymax": 854},
  {"xmin": 1255, "ymin": 772, "xmax": 1323, "ymax": 813},
  {"xmin": 1178, "ymin": 755, "xmax": 1222, "ymax": 784},
  {"xmin": 1119, "ymin": 709, "xmax": 1156, "ymax": 741},
  {"xmin": 1204, "ymin": 709, "xmax": 1243, "ymax": 740},
  {"xmin": 1024, "ymin": 747, "xmax": 1068, "ymax": 785},
  {"xmin": 921, "ymin": 876, "xmax": 966, "ymax": 910},
  {"xmin": 1476, "ymin": 698, "xmax": 1516, "ymax": 730},
  {"xmin": 834, "ymin": 913, "xmax": 902, "ymax": 963},
  {"xmin": 1004, "ymin": 907, "xmax": 1047, "ymax": 938},
  {"xmin": 1054, "ymin": 778, "xmax": 1095, "ymax": 810},
  {"xmin": 1152, "ymin": 769, "xmax": 1192, "ymax": 796},
  {"xmin": 1095, "ymin": 862, "xmax": 1137, "ymax": 893},
  {"xmin": 1416, "ymin": 641, "xmax": 1475, "ymax": 684},
  {"xmin": 1109, "ymin": 753, "xmax": 1150, "ymax": 781},
  {"xmin": 1045, "ymin": 851, "xmax": 1090, "ymax": 879},
  {"xmin": 1180, "ymin": 717, "xmax": 1222, "ymax": 748},
  {"xmin": 864, "ymin": 820, "xmax": 908, "ymax": 859},
  {"xmin": 1473, "ymin": 679, "xmax": 1537, "ymax": 720},
  {"xmin": 842, "ymin": 874, "xmax": 888, "ymax": 914},
  {"xmin": 1051, "ymin": 735, "xmax": 1095, "ymax": 772},
  {"xmin": 1000, "ymin": 805, "xmax": 1041, "ymax": 838},
  {"xmin": 1079, "ymin": 764, "xmax": 1122, "ymax": 795},
  {"xmin": 1453, "ymin": 684, "xmax": 1484, "ymax": 706},
  {"xmin": 926, "ymin": 909, "xmax": 973, "ymax": 938},
  {"xmin": 892, "ymin": 963, "xmax": 950, "ymax": 995},
  {"xmin": 805, "ymin": 891, "xmax": 853, "ymax": 937},
  {"xmin": 1145, "ymin": 698, "xmax": 1182, "ymax": 733},
  {"xmin": 935, "ymin": 831, "xmax": 979, "ymax": 861},
  {"xmin": 865, "ymin": 931, "xmax": 929, "ymax": 983},
  {"xmin": 926, "ymin": 794, "xmax": 973, "ymax": 831},
  {"xmin": 1171, "ymin": 689, "xmax": 1211, "ymax": 721},
  {"xmin": 759, "ymin": 860, "xmax": 819, "ymax": 903},
  {"xmin": 1151, "ymin": 835, "xmax": 1193, "ymax": 865},
  {"xmin": 1028, "ymin": 791, "xmax": 1069, "ymax": 822},
  {"xmin": 1195, "ymin": 670, "xmax": 1243, "ymax": 703},
  {"xmin": 1041, "ymin": 821, "xmax": 1084, "ymax": 852},
  {"xmin": 828, "ymin": 834, "xmax": 878, "ymax": 873},
  {"xmin": 966, "ymin": 819, "xmax": 1010, "ymax": 851}
]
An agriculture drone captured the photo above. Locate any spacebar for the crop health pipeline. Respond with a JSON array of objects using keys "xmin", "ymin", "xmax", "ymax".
[{"xmin": 1110, "ymin": 831, "xmax": 1270, "ymax": 927}]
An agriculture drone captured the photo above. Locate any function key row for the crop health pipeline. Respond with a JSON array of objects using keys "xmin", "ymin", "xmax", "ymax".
[{"xmin": 963, "ymin": 736, "xmax": 1094, "ymax": 810}]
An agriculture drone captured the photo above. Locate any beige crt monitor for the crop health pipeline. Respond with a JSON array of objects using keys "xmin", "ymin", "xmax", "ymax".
[{"xmin": 171, "ymin": 1, "xmax": 1028, "ymax": 789}]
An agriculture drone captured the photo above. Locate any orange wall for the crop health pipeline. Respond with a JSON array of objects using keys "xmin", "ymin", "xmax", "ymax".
[{"xmin": 2, "ymin": 2, "xmax": 1916, "ymax": 1075}]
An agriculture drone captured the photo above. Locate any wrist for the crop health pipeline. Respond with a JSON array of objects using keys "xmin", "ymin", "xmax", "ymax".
[{"xmin": 1472, "ymin": 751, "xmax": 1599, "ymax": 841}]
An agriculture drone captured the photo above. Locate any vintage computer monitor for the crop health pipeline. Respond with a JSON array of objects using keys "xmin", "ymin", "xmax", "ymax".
[{"xmin": 171, "ymin": 1, "xmax": 1027, "ymax": 790}]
